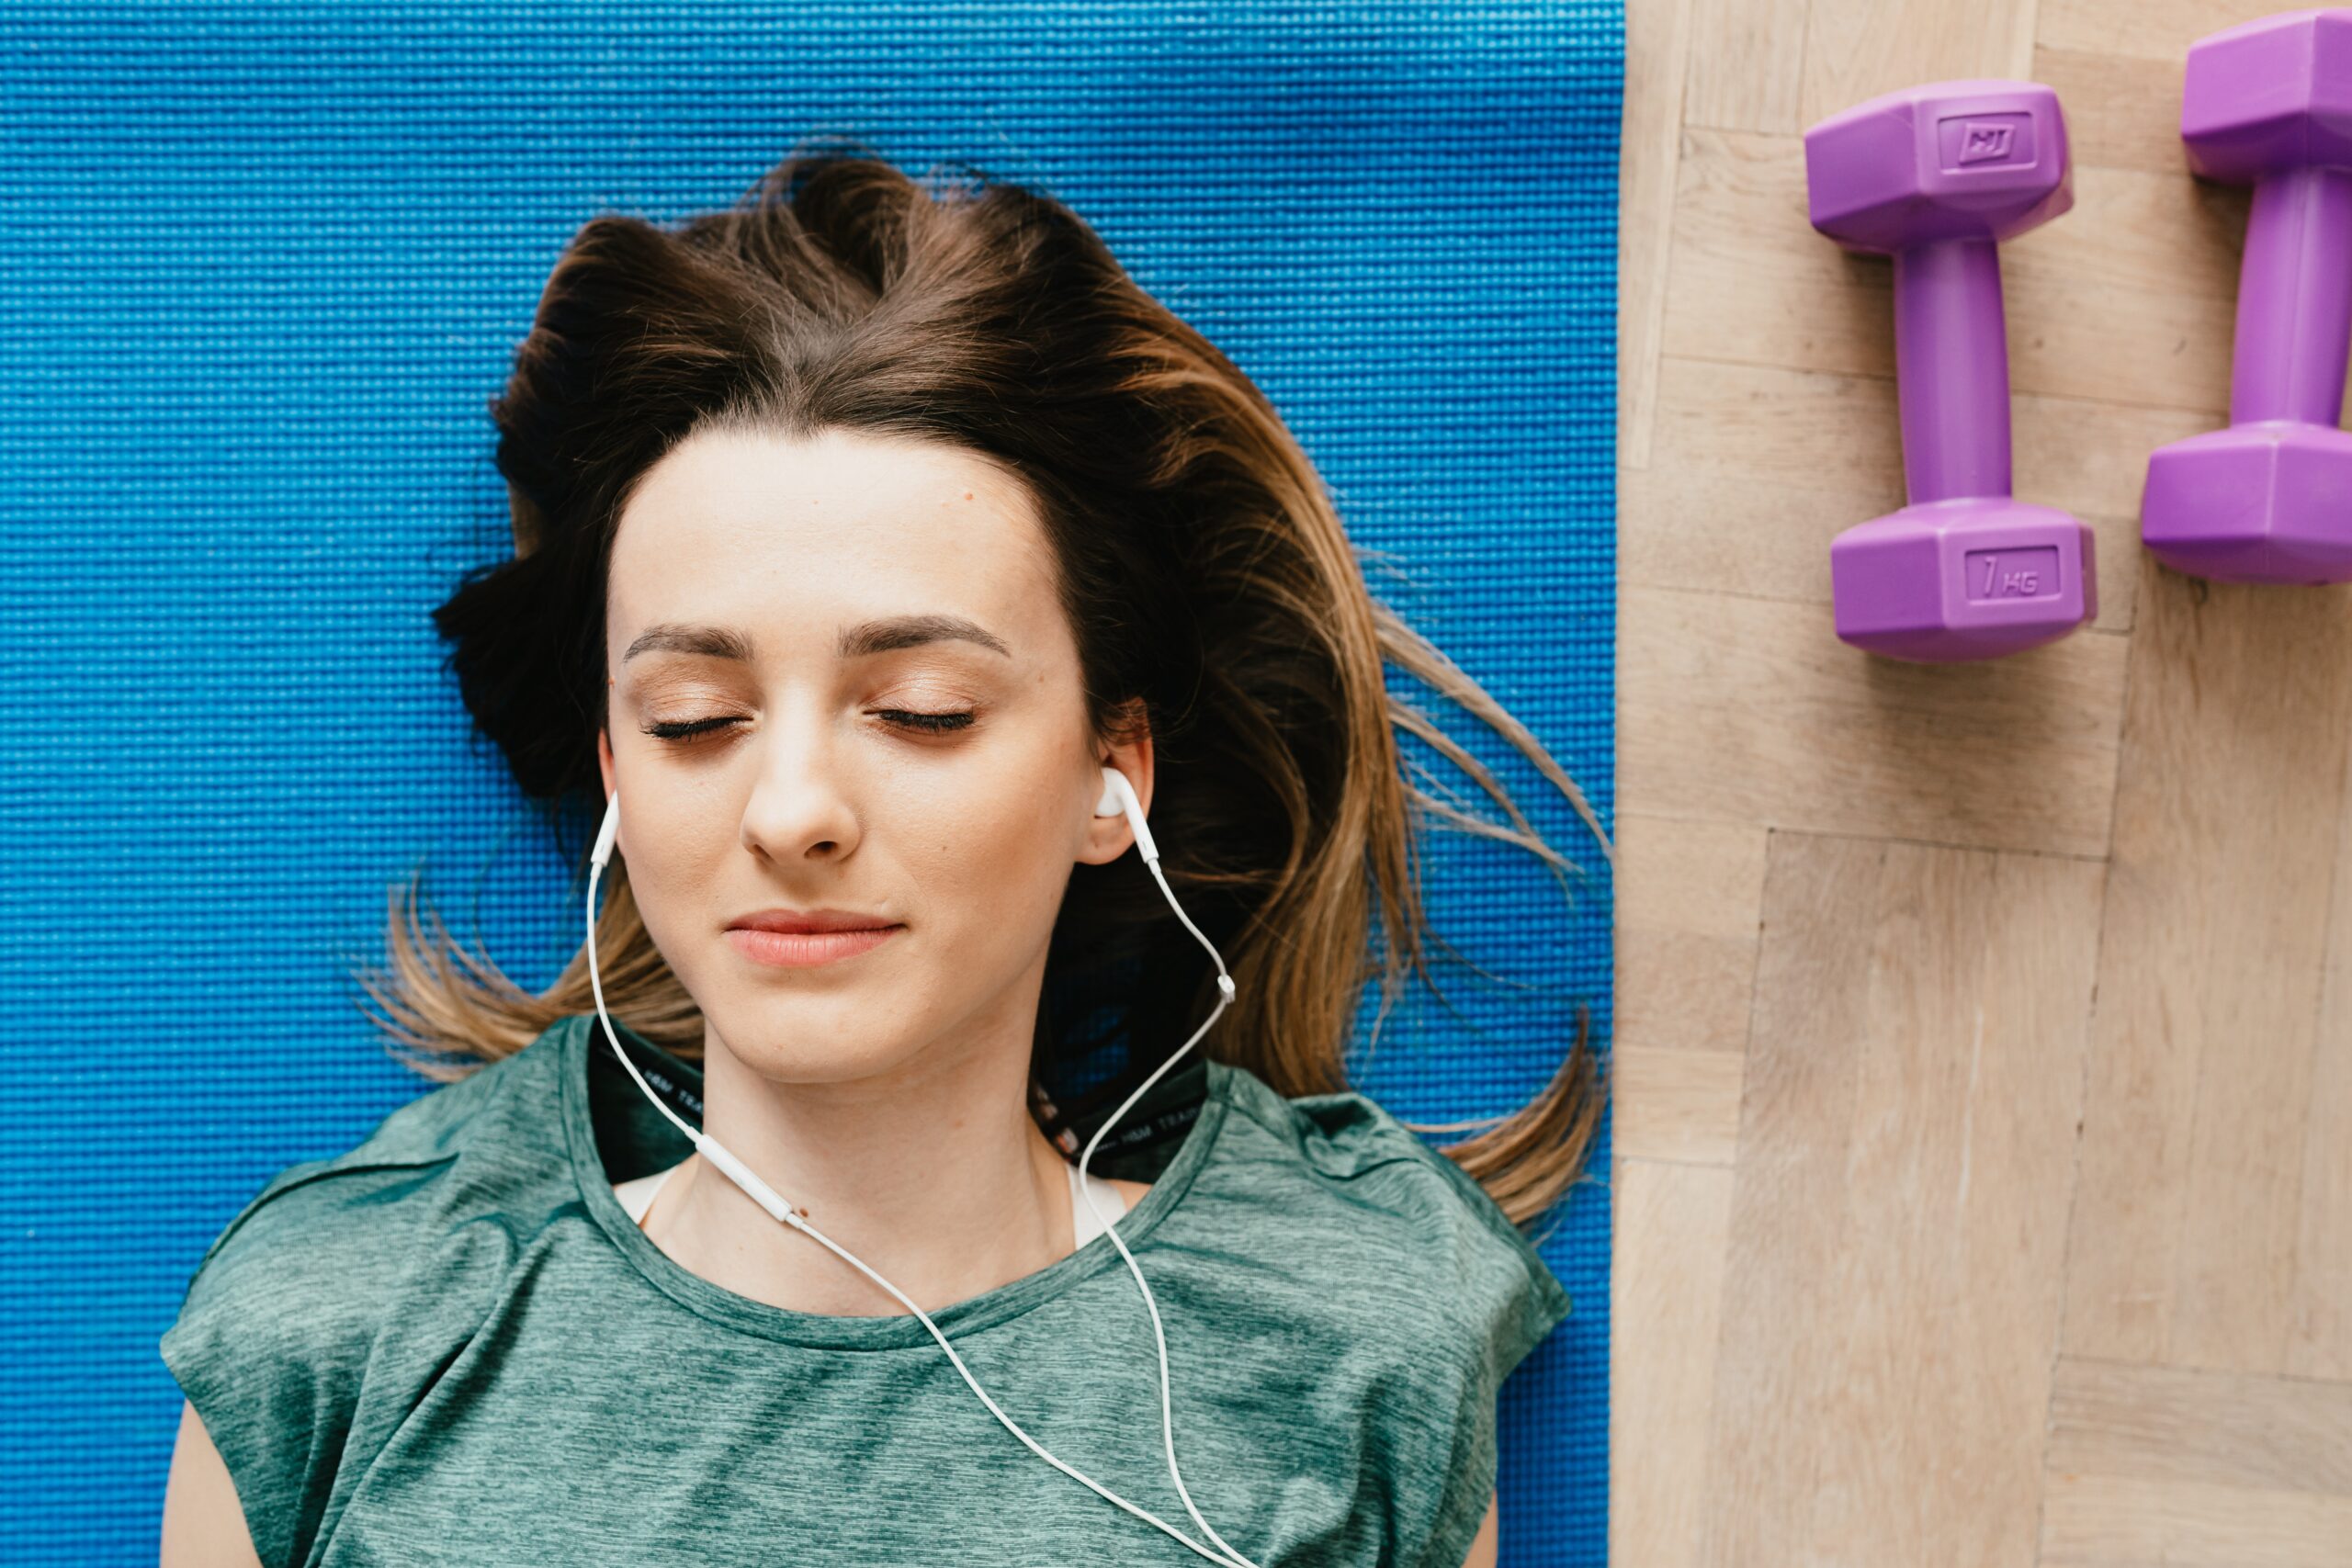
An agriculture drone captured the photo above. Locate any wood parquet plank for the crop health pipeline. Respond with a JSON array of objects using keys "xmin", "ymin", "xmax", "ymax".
[
  {"xmin": 1698, "ymin": 831, "xmax": 2100, "ymax": 1568},
  {"xmin": 2061, "ymin": 566, "xmax": 2352, "ymax": 1375},
  {"xmin": 1611, "ymin": 1158, "xmax": 1736, "ymax": 1567}
]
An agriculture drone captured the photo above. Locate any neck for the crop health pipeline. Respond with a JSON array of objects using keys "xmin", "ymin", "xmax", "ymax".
[{"xmin": 642, "ymin": 1012, "xmax": 1074, "ymax": 1319}]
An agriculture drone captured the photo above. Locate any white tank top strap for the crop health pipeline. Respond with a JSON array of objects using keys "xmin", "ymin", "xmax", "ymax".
[
  {"xmin": 616, "ymin": 1160, "xmax": 678, "ymax": 1225},
  {"xmin": 1068, "ymin": 1158, "xmax": 1129, "ymax": 1249}
]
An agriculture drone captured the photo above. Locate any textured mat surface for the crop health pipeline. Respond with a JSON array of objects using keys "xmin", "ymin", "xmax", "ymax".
[{"xmin": 0, "ymin": 2, "xmax": 1620, "ymax": 1561}]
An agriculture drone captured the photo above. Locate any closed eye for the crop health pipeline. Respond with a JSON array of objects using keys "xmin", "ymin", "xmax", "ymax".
[
  {"xmin": 877, "ymin": 709, "xmax": 977, "ymax": 734},
  {"xmin": 643, "ymin": 716, "xmax": 739, "ymax": 743},
  {"xmin": 640, "ymin": 711, "xmax": 977, "ymax": 744}
]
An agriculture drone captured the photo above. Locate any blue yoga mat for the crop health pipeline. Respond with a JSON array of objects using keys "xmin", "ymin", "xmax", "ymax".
[{"xmin": 0, "ymin": 3, "xmax": 1619, "ymax": 1561}]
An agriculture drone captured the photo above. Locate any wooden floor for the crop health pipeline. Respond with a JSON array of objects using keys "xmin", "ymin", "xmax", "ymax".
[{"xmin": 1611, "ymin": 2, "xmax": 2352, "ymax": 1562}]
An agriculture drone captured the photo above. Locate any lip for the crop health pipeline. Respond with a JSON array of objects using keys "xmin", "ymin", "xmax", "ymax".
[
  {"xmin": 730, "ymin": 908, "xmax": 899, "ymax": 934},
  {"xmin": 725, "ymin": 909, "xmax": 903, "ymax": 970}
]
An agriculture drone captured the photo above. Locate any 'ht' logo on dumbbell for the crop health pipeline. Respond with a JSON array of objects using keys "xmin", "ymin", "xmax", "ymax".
[{"xmin": 1958, "ymin": 122, "xmax": 2015, "ymax": 164}]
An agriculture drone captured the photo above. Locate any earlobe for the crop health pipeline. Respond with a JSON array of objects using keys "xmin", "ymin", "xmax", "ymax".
[{"xmin": 1082, "ymin": 766, "xmax": 1135, "ymax": 866}]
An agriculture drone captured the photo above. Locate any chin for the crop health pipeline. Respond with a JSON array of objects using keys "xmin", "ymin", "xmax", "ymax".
[{"xmin": 705, "ymin": 994, "xmax": 916, "ymax": 1083}]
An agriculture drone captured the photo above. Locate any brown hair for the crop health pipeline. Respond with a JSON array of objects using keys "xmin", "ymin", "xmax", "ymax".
[{"xmin": 356, "ymin": 146, "xmax": 1611, "ymax": 1230}]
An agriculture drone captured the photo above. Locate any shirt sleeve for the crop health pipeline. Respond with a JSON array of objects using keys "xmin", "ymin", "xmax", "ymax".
[
  {"xmin": 158, "ymin": 1163, "xmax": 409, "ymax": 1568},
  {"xmin": 1390, "ymin": 1149, "xmax": 1577, "ymax": 1568}
]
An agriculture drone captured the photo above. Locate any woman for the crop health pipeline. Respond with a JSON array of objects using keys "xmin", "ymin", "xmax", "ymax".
[{"xmin": 159, "ymin": 150, "xmax": 1607, "ymax": 1567}]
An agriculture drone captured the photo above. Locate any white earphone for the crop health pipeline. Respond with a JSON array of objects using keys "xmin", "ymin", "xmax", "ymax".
[{"xmin": 586, "ymin": 766, "xmax": 1258, "ymax": 1567}]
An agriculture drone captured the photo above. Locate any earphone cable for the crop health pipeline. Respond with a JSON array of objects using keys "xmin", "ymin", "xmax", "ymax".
[
  {"xmin": 1074, "ymin": 847, "xmax": 1256, "ymax": 1568},
  {"xmin": 585, "ymin": 800, "xmax": 1262, "ymax": 1568}
]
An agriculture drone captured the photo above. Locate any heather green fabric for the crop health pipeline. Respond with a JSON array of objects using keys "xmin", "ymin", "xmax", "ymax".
[{"xmin": 161, "ymin": 1013, "xmax": 1573, "ymax": 1567}]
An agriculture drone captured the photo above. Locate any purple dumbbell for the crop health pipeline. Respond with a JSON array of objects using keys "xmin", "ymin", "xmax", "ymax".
[
  {"xmin": 1804, "ymin": 80, "xmax": 2098, "ymax": 661},
  {"xmin": 2143, "ymin": 9, "xmax": 2352, "ymax": 583}
]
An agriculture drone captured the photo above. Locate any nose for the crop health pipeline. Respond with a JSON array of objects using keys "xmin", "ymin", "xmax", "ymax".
[{"xmin": 737, "ymin": 693, "xmax": 863, "ymax": 864}]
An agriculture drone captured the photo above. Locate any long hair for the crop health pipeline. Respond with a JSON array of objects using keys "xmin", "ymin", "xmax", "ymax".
[{"xmin": 355, "ymin": 147, "xmax": 1611, "ymax": 1229}]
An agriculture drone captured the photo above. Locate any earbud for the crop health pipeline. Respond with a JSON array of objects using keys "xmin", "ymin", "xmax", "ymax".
[
  {"xmin": 592, "ymin": 787, "xmax": 621, "ymax": 872},
  {"xmin": 1094, "ymin": 765, "xmax": 1159, "ymax": 863}
]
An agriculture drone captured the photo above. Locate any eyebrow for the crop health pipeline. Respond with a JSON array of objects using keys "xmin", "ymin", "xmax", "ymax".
[{"xmin": 622, "ymin": 614, "xmax": 1013, "ymax": 664}]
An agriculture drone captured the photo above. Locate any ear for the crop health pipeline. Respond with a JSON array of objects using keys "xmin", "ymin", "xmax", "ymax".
[
  {"xmin": 1080, "ymin": 712, "xmax": 1155, "ymax": 867},
  {"xmin": 597, "ymin": 725, "xmax": 616, "ymax": 801}
]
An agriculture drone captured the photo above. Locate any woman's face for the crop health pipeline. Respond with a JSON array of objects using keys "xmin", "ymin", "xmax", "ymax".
[{"xmin": 596, "ymin": 423, "xmax": 1149, "ymax": 1082}]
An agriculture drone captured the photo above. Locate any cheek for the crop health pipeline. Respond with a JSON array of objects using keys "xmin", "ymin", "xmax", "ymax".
[
  {"xmin": 898, "ymin": 752, "xmax": 1078, "ymax": 925},
  {"xmin": 618, "ymin": 779, "xmax": 735, "ymax": 925}
]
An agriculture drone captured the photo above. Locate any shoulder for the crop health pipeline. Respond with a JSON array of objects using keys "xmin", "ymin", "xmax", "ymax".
[
  {"xmin": 158, "ymin": 1024, "xmax": 570, "ymax": 1566},
  {"xmin": 1205, "ymin": 1056, "xmax": 1575, "ymax": 1348},
  {"xmin": 171, "ymin": 1027, "xmax": 554, "ymax": 1299},
  {"xmin": 1200, "ymin": 1059, "xmax": 1575, "ymax": 1568}
]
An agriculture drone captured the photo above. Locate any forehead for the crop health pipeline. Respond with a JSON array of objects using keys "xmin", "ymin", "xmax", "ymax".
[{"xmin": 607, "ymin": 425, "xmax": 1061, "ymax": 653}]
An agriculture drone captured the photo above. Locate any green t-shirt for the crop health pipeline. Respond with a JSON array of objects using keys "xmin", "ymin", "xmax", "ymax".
[{"xmin": 161, "ymin": 1012, "xmax": 1574, "ymax": 1567}]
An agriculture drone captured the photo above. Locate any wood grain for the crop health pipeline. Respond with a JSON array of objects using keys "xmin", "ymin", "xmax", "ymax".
[
  {"xmin": 1692, "ymin": 832, "xmax": 2098, "ymax": 1568},
  {"xmin": 2061, "ymin": 568, "xmax": 2352, "ymax": 1375},
  {"xmin": 1621, "ymin": 583, "xmax": 2129, "ymax": 857},
  {"xmin": 1613, "ymin": 809, "xmax": 1766, "ymax": 1057},
  {"xmin": 1615, "ymin": 0, "xmax": 2352, "ymax": 1561},
  {"xmin": 1611, "ymin": 1158, "xmax": 1736, "ymax": 1567}
]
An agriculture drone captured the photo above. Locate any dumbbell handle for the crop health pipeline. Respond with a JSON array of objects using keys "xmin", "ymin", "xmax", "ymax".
[
  {"xmin": 2231, "ymin": 164, "xmax": 2352, "ymax": 428},
  {"xmin": 1894, "ymin": 237, "xmax": 2011, "ymax": 505}
]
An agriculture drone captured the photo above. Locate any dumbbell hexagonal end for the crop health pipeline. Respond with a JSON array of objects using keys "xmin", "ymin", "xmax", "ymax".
[
  {"xmin": 2143, "ymin": 423, "xmax": 2352, "ymax": 582},
  {"xmin": 2183, "ymin": 8, "xmax": 2352, "ymax": 182},
  {"xmin": 1831, "ymin": 500, "xmax": 2097, "ymax": 661},
  {"xmin": 1805, "ymin": 79, "xmax": 2074, "ymax": 255}
]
